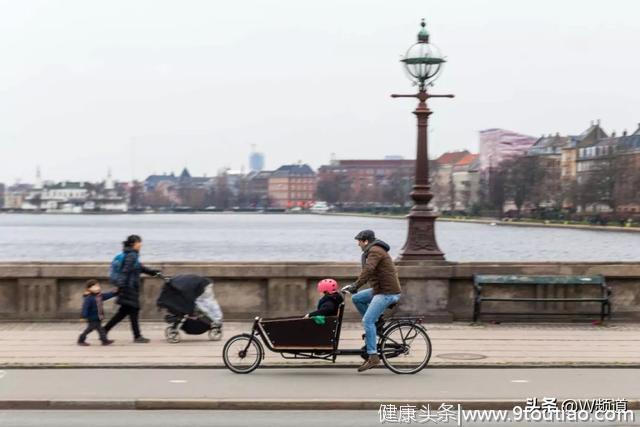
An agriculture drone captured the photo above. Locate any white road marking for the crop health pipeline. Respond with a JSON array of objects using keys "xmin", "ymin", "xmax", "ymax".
[
  {"xmin": 0, "ymin": 370, "xmax": 5, "ymax": 379},
  {"xmin": 169, "ymin": 379, "xmax": 188, "ymax": 384},
  {"xmin": 511, "ymin": 379, "xmax": 529, "ymax": 383}
]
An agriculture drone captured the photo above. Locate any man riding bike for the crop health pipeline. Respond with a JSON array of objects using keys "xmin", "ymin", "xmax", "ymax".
[{"xmin": 343, "ymin": 229, "xmax": 402, "ymax": 372}]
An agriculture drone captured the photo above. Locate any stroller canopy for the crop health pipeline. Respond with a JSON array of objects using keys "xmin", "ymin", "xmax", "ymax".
[{"xmin": 156, "ymin": 274, "xmax": 210, "ymax": 315}]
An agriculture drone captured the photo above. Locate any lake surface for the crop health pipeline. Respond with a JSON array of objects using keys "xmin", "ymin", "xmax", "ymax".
[{"xmin": 0, "ymin": 213, "xmax": 638, "ymax": 262}]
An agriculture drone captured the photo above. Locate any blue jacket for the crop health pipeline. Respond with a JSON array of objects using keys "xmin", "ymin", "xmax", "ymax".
[
  {"xmin": 116, "ymin": 249, "xmax": 158, "ymax": 309},
  {"xmin": 81, "ymin": 292, "xmax": 115, "ymax": 321}
]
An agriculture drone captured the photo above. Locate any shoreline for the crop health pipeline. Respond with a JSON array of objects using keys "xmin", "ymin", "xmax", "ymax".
[
  {"xmin": 323, "ymin": 212, "xmax": 640, "ymax": 233},
  {"xmin": 2, "ymin": 210, "xmax": 639, "ymax": 234}
]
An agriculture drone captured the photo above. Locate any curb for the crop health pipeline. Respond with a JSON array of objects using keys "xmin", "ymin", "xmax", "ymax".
[
  {"xmin": 1, "ymin": 399, "xmax": 639, "ymax": 411},
  {"xmin": 2, "ymin": 363, "xmax": 640, "ymax": 369}
]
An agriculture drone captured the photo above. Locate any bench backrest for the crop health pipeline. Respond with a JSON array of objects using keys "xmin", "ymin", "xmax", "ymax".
[{"xmin": 474, "ymin": 275, "xmax": 605, "ymax": 286}]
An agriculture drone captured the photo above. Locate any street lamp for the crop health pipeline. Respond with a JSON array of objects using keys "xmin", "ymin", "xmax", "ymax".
[{"xmin": 393, "ymin": 19, "xmax": 453, "ymax": 264}]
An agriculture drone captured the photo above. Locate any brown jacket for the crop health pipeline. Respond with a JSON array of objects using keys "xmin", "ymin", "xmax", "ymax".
[{"xmin": 354, "ymin": 241, "xmax": 401, "ymax": 295}]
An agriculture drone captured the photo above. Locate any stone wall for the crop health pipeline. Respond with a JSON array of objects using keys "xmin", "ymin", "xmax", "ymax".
[{"xmin": 0, "ymin": 262, "xmax": 638, "ymax": 321}]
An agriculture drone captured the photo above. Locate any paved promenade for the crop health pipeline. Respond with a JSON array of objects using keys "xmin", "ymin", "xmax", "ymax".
[
  {"xmin": 2, "ymin": 368, "xmax": 640, "ymax": 404},
  {"xmin": 1, "ymin": 321, "xmax": 639, "ymax": 367}
]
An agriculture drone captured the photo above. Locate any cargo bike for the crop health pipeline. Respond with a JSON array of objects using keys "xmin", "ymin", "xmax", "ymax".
[{"xmin": 222, "ymin": 292, "xmax": 432, "ymax": 374}]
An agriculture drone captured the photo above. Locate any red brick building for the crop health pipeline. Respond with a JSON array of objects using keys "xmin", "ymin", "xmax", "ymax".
[
  {"xmin": 267, "ymin": 164, "xmax": 316, "ymax": 209},
  {"xmin": 317, "ymin": 159, "xmax": 415, "ymax": 205}
]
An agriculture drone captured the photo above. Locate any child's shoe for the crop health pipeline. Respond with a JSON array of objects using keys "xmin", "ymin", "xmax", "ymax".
[
  {"xmin": 77, "ymin": 341, "xmax": 90, "ymax": 346},
  {"xmin": 101, "ymin": 339, "xmax": 115, "ymax": 346}
]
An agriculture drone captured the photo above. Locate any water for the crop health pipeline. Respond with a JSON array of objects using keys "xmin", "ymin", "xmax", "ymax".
[{"xmin": 0, "ymin": 213, "xmax": 637, "ymax": 262}]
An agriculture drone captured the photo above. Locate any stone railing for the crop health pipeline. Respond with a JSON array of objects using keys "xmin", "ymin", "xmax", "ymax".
[{"xmin": 1, "ymin": 262, "xmax": 639, "ymax": 321}]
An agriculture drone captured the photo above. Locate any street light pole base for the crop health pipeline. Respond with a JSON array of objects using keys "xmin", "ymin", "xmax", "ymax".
[{"xmin": 396, "ymin": 209, "xmax": 446, "ymax": 264}]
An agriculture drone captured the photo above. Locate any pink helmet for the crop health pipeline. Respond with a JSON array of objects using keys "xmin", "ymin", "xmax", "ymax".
[{"xmin": 317, "ymin": 278, "xmax": 338, "ymax": 294}]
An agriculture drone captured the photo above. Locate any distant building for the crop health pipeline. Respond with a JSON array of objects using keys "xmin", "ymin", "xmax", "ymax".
[
  {"xmin": 245, "ymin": 170, "xmax": 273, "ymax": 207},
  {"xmin": 452, "ymin": 153, "xmax": 480, "ymax": 212},
  {"xmin": 144, "ymin": 168, "xmax": 214, "ymax": 208},
  {"xmin": 3, "ymin": 183, "xmax": 32, "ymax": 209},
  {"xmin": 573, "ymin": 122, "xmax": 616, "ymax": 213},
  {"xmin": 431, "ymin": 151, "xmax": 473, "ymax": 212},
  {"xmin": 268, "ymin": 164, "xmax": 316, "ymax": 209},
  {"xmin": 144, "ymin": 172, "xmax": 178, "ymax": 192},
  {"xmin": 317, "ymin": 159, "xmax": 415, "ymax": 205},
  {"xmin": 86, "ymin": 171, "xmax": 128, "ymax": 212},
  {"xmin": 575, "ymin": 122, "xmax": 611, "ymax": 184},
  {"xmin": 615, "ymin": 124, "xmax": 640, "ymax": 213},
  {"xmin": 491, "ymin": 121, "xmax": 640, "ymax": 215},
  {"xmin": 20, "ymin": 173, "xmax": 128, "ymax": 213},
  {"xmin": 22, "ymin": 181, "xmax": 90, "ymax": 213},
  {"xmin": 478, "ymin": 128, "xmax": 537, "ymax": 171},
  {"xmin": 478, "ymin": 129, "xmax": 537, "ymax": 213},
  {"xmin": 249, "ymin": 147, "xmax": 265, "ymax": 172},
  {"xmin": 526, "ymin": 123, "xmax": 608, "ymax": 210},
  {"xmin": 177, "ymin": 167, "xmax": 213, "ymax": 189},
  {"xmin": 0, "ymin": 183, "xmax": 4, "ymax": 208},
  {"xmin": 529, "ymin": 133, "xmax": 573, "ymax": 157}
]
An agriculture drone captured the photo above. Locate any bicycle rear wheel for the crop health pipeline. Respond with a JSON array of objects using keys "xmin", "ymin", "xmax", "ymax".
[{"xmin": 380, "ymin": 323, "xmax": 431, "ymax": 374}]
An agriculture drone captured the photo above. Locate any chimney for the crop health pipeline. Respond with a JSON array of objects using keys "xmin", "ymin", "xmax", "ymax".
[
  {"xmin": 623, "ymin": 130, "xmax": 628, "ymax": 136},
  {"xmin": 612, "ymin": 131, "xmax": 616, "ymax": 137}
]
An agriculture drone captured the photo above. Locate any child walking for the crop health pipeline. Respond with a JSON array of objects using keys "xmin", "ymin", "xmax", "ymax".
[{"xmin": 78, "ymin": 279, "xmax": 116, "ymax": 346}]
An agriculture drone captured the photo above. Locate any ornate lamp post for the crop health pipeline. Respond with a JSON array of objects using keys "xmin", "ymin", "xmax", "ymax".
[{"xmin": 394, "ymin": 19, "xmax": 453, "ymax": 264}]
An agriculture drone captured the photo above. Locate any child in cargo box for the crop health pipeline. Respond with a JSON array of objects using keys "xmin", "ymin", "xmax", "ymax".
[{"xmin": 304, "ymin": 278, "xmax": 344, "ymax": 319}]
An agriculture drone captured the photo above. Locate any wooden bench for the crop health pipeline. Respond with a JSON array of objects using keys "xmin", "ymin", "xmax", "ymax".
[{"xmin": 473, "ymin": 275, "xmax": 612, "ymax": 322}]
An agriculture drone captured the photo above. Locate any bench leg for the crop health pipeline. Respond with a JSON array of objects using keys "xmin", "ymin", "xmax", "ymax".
[{"xmin": 473, "ymin": 298, "xmax": 480, "ymax": 323}]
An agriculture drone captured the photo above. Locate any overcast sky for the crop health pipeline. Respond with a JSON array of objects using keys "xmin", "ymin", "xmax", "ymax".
[{"xmin": 1, "ymin": 0, "xmax": 639, "ymax": 184}]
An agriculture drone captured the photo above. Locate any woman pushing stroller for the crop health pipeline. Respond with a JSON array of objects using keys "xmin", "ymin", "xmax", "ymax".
[{"xmin": 104, "ymin": 235, "xmax": 162, "ymax": 343}]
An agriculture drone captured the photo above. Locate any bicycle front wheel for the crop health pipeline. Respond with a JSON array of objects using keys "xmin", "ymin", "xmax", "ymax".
[
  {"xmin": 222, "ymin": 334, "xmax": 263, "ymax": 374},
  {"xmin": 380, "ymin": 323, "xmax": 432, "ymax": 374}
]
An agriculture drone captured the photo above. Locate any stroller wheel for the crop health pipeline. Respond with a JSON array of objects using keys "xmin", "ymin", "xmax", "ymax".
[
  {"xmin": 165, "ymin": 326, "xmax": 181, "ymax": 344},
  {"xmin": 208, "ymin": 326, "xmax": 223, "ymax": 341}
]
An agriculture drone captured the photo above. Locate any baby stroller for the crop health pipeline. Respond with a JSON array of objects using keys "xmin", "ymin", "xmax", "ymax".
[{"xmin": 156, "ymin": 274, "xmax": 223, "ymax": 343}]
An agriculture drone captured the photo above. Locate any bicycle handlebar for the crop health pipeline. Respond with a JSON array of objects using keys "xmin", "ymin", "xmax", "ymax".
[{"xmin": 340, "ymin": 284, "xmax": 357, "ymax": 295}]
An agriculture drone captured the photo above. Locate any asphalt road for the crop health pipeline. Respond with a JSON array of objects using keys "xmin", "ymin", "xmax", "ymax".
[
  {"xmin": 0, "ymin": 411, "xmax": 638, "ymax": 427},
  {"xmin": 1, "ymin": 368, "xmax": 639, "ymax": 401}
]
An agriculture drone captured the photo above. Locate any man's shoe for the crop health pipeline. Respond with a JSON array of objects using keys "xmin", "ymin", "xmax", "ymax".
[
  {"xmin": 357, "ymin": 355, "xmax": 380, "ymax": 372},
  {"xmin": 77, "ymin": 341, "xmax": 90, "ymax": 346},
  {"xmin": 133, "ymin": 337, "xmax": 150, "ymax": 343},
  {"xmin": 101, "ymin": 339, "xmax": 115, "ymax": 346}
]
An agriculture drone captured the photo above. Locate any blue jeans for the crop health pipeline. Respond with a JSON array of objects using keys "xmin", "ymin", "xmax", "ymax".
[{"xmin": 351, "ymin": 288, "xmax": 401, "ymax": 355}]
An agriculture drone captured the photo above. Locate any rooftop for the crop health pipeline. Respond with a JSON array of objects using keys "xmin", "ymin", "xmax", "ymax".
[
  {"xmin": 454, "ymin": 153, "xmax": 479, "ymax": 166},
  {"xmin": 436, "ymin": 150, "xmax": 471, "ymax": 166},
  {"xmin": 271, "ymin": 164, "xmax": 315, "ymax": 177}
]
